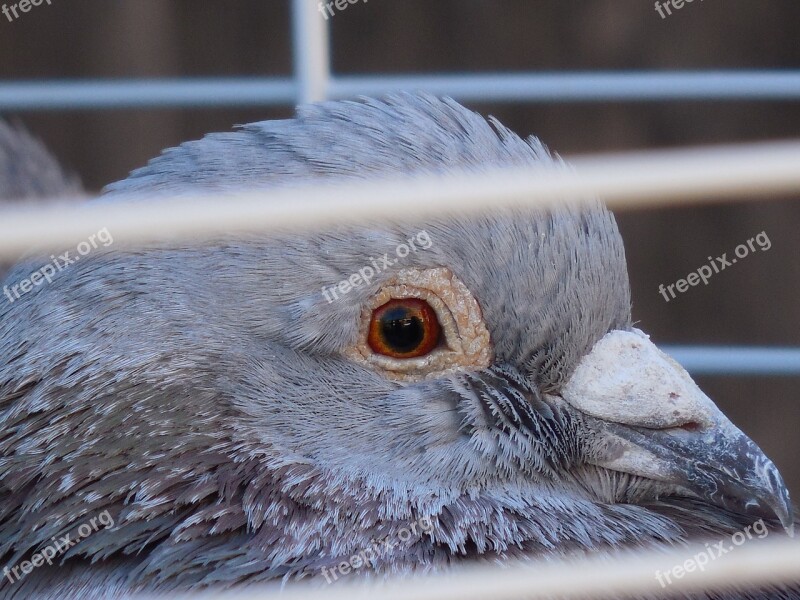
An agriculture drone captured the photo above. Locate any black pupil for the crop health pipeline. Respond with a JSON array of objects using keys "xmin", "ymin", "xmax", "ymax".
[{"xmin": 380, "ymin": 307, "xmax": 425, "ymax": 353}]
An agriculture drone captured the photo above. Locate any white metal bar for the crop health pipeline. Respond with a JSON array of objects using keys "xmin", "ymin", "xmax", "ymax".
[
  {"xmin": 0, "ymin": 78, "xmax": 297, "ymax": 110},
  {"xmin": 3, "ymin": 72, "xmax": 800, "ymax": 111},
  {"xmin": 664, "ymin": 346, "xmax": 800, "ymax": 376},
  {"xmin": 1, "ymin": 140, "xmax": 799, "ymax": 258},
  {"xmin": 291, "ymin": 0, "xmax": 331, "ymax": 104},
  {"xmin": 332, "ymin": 71, "xmax": 800, "ymax": 102}
]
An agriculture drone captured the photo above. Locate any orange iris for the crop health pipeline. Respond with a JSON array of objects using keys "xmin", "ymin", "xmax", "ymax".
[{"xmin": 367, "ymin": 298, "xmax": 441, "ymax": 358}]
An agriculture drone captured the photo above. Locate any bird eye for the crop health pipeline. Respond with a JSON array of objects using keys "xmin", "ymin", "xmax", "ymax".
[
  {"xmin": 345, "ymin": 267, "xmax": 492, "ymax": 381},
  {"xmin": 367, "ymin": 298, "xmax": 441, "ymax": 358}
]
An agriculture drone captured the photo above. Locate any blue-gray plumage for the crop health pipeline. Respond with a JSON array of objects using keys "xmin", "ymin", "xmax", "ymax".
[
  {"xmin": 0, "ymin": 122, "xmax": 83, "ymax": 284},
  {"xmin": 0, "ymin": 94, "xmax": 796, "ymax": 599}
]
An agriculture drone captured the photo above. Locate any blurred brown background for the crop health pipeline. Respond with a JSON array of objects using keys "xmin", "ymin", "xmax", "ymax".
[{"xmin": 1, "ymin": 1, "xmax": 799, "ymax": 499}]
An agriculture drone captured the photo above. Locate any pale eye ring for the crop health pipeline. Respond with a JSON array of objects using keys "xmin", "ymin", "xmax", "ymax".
[{"xmin": 345, "ymin": 267, "xmax": 493, "ymax": 381}]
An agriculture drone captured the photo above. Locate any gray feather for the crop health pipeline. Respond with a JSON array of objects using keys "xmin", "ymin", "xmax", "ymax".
[{"xmin": 0, "ymin": 94, "xmax": 794, "ymax": 599}]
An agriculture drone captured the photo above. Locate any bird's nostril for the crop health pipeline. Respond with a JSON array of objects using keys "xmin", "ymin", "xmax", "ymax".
[{"xmin": 678, "ymin": 421, "xmax": 703, "ymax": 433}]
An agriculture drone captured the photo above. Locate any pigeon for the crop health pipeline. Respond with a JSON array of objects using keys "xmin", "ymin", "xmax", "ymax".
[
  {"xmin": 0, "ymin": 121, "xmax": 83, "ymax": 282},
  {"xmin": 0, "ymin": 94, "xmax": 795, "ymax": 599}
]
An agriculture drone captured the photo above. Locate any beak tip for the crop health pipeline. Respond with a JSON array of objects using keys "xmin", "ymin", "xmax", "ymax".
[{"xmin": 764, "ymin": 486, "xmax": 795, "ymax": 536}]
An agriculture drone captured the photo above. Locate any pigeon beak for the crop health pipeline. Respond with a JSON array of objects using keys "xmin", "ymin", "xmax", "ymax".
[{"xmin": 561, "ymin": 328, "xmax": 794, "ymax": 534}]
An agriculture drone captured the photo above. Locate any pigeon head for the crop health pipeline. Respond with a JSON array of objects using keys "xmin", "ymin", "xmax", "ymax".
[{"xmin": 0, "ymin": 94, "xmax": 793, "ymax": 595}]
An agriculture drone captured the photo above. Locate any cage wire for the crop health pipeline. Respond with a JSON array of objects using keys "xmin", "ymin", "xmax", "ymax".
[{"xmin": 1, "ymin": 0, "xmax": 800, "ymax": 597}]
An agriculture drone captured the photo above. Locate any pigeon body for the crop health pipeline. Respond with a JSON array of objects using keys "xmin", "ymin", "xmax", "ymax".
[
  {"xmin": 0, "ymin": 122, "xmax": 83, "ymax": 282},
  {"xmin": 0, "ymin": 95, "xmax": 795, "ymax": 599},
  {"xmin": 0, "ymin": 121, "xmax": 81, "ymax": 203}
]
